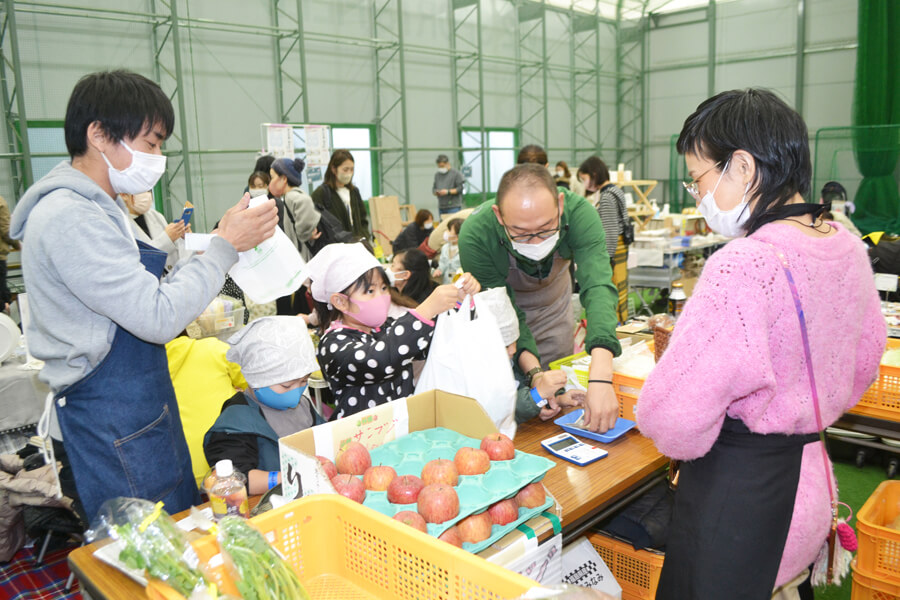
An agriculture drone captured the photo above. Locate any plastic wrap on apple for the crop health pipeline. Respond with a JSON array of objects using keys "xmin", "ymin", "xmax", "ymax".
[
  {"xmin": 278, "ymin": 441, "xmax": 337, "ymax": 501},
  {"xmin": 228, "ymin": 196, "xmax": 308, "ymax": 304}
]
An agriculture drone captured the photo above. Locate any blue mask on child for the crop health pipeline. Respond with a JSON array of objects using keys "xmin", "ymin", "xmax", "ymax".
[{"xmin": 254, "ymin": 385, "xmax": 307, "ymax": 410}]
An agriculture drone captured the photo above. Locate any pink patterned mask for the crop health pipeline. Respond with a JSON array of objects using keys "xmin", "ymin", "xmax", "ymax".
[{"xmin": 341, "ymin": 293, "xmax": 391, "ymax": 328}]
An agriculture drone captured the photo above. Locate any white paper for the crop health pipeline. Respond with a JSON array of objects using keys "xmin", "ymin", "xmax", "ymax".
[
  {"xmin": 279, "ymin": 441, "xmax": 336, "ymax": 500},
  {"xmin": 184, "ymin": 233, "xmax": 214, "ymax": 252},
  {"xmin": 561, "ymin": 537, "xmax": 622, "ymax": 597},
  {"xmin": 266, "ymin": 124, "xmax": 294, "ymax": 158},
  {"xmin": 304, "ymin": 125, "xmax": 331, "ymax": 166},
  {"xmin": 875, "ymin": 273, "xmax": 899, "ymax": 293},
  {"xmin": 496, "ymin": 534, "xmax": 563, "ymax": 587}
]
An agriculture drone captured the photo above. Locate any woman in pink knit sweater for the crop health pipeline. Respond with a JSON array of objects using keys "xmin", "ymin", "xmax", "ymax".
[{"xmin": 636, "ymin": 89, "xmax": 886, "ymax": 599}]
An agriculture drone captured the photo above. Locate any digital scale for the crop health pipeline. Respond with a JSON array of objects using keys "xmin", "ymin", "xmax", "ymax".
[{"xmin": 541, "ymin": 432, "xmax": 608, "ymax": 466}]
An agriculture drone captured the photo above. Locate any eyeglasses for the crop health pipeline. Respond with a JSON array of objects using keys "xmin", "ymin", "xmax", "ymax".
[
  {"xmin": 499, "ymin": 207, "xmax": 561, "ymax": 243},
  {"xmin": 682, "ymin": 163, "xmax": 721, "ymax": 201}
]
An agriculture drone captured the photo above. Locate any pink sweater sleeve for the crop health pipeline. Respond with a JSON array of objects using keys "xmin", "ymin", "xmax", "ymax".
[
  {"xmin": 849, "ymin": 286, "xmax": 888, "ymax": 410},
  {"xmin": 636, "ymin": 250, "xmax": 776, "ymax": 459}
]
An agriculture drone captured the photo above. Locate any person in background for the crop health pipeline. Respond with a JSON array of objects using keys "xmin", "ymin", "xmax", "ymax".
[
  {"xmin": 636, "ymin": 89, "xmax": 886, "ymax": 598},
  {"xmin": 433, "ymin": 154, "xmax": 466, "ymax": 217},
  {"xmin": 434, "ymin": 218, "xmax": 463, "ymax": 284},
  {"xmin": 120, "ymin": 190, "xmax": 188, "ymax": 272},
  {"xmin": 578, "ymin": 156, "xmax": 629, "ymax": 323},
  {"xmin": 421, "ymin": 208, "xmax": 475, "ymax": 259},
  {"xmin": 247, "ymin": 171, "xmax": 270, "ymax": 199},
  {"xmin": 204, "ymin": 316, "xmax": 320, "ymax": 495},
  {"xmin": 313, "ymin": 150, "xmax": 369, "ymax": 240},
  {"xmin": 9, "ymin": 70, "xmax": 278, "ymax": 522},
  {"xmin": 554, "ymin": 161, "xmax": 572, "ymax": 190},
  {"xmin": 390, "ymin": 248, "xmax": 438, "ymax": 304},
  {"xmin": 458, "ymin": 164, "xmax": 621, "ymax": 434},
  {"xmin": 476, "ymin": 287, "xmax": 582, "ymax": 424},
  {"xmin": 0, "ymin": 195, "xmax": 19, "ymax": 312},
  {"xmin": 820, "ymin": 180, "xmax": 862, "ymax": 237},
  {"xmin": 519, "ymin": 144, "xmax": 585, "ymax": 197},
  {"xmin": 308, "ymin": 243, "xmax": 480, "ymax": 419},
  {"xmin": 166, "ymin": 322, "xmax": 248, "ymax": 487},
  {"xmin": 270, "ymin": 157, "xmax": 319, "ymax": 260},
  {"xmin": 392, "ymin": 209, "xmax": 433, "ymax": 254}
]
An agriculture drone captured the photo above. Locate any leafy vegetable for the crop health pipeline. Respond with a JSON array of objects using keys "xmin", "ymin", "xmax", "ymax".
[{"xmin": 217, "ymin": 517, "xmax": 309, "ymax": 600}]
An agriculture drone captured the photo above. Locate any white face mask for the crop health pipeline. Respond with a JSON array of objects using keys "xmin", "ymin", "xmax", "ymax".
[
  {"xmin": 437, "ymin": 167, "xmax": 449, "ymax": 174},
  {"xmin": 555, "ymin": 170, "xmax": 564, "ymax": 178},
  {"xmin": 337, "ymin": 171, "xmax": 353, "ymax": 185},
  {"xmin": 697, "ymin": 161, "xmax": 751, "ymax": 238},
  {"xmin": 511, "ymin": 232, "xmax": 560, "ymax": 262},
  {"xmin": 248, "ymin": 187, "xmax": 268, "ymax": 198},
  {"xmin": 130, "ymin": 191, "xmax": 153, "ymax": 215},
  {"xmin": 102, "ymin": 141, "xmax": 167, "ymax": 195},
  {"xmin": 424, "ymin": 222, "xmax": 433, "ymax": 230}
]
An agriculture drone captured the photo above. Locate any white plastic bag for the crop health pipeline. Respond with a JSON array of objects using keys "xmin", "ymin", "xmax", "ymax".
[
  {"xmin": 415, "ymin": 295, "xmax": 518, "ymax": 438},
  {"xmin": 227, "ymin": 197, "xmax": 308, "ymax": 303}
]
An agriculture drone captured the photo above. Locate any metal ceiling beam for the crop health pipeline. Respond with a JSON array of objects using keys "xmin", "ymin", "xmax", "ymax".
[
  {"xmin": 794, "ymin": 0, "xmax": 805, "ymax": 116},
  {"xmin": 449, "ymin": 0, "xmax": 486, "ymax": 200},
  {"xmin": 0, "ymin": 0, "xmax": 32, "ymax": 198},
  {"xmin": 707, "ymin": 0, "xmax": 715, "ymax": 97}
]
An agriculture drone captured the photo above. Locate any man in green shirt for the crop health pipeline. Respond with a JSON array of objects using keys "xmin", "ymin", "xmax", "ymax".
[{"xmin": 459, "ymin": 163, "xmax": 621, "ymax": 433}]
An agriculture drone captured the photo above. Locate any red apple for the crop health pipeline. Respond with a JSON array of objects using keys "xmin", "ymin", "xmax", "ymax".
[
  {"xmin": 454, "ymin": 447, "xmax": 491, "ymax": 476},
  {"xmin": 363, "ymin": 465, "xmax": 397, "ymax": 491},
  {"xmin": 421, "ymin": 459, "xmax": 459, "ymax": 487},
  {"xmin": 438, "ymin": 526, "xmax": 463, "ymax": 548},
  {"xmin": 488, "ymin": 498, "xmax": 519, "ymax": 526},
  {"xmin": 316, "ymin": 456, "xmax": 337, "ymax": 480},
  {"xmin": 393, "ymin": 510, "xmax": 428, "ymax": 533},
  {"xmin": 480, "ymin": 433, "xmax": 515, "ymax": 461},
  {"xmin": 515, "ymin": 482, "xmax": 547, "ymax": 509},
  {"xmin": 331, "ymin": 474, "xmax": 366, "ymax": 503},
  {"xmin": 336, "ymin": 442, "xmax": 372, "ymax": 475},
  {"xmin": 387, "ymin": 475, "xmax": 425, "ymax": 504},
  {"xmin": 417, "ymin": 484, "xmax": 460, "ymax": 524},
  {"xmin": 457, "ymin": 511, "xmax": 493, "ymax": 544}
]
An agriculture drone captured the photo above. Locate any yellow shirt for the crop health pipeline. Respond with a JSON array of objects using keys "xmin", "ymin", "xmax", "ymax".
[{"xmin": 166, "ymin": 336, "xmax": 248, "ymax": 487}]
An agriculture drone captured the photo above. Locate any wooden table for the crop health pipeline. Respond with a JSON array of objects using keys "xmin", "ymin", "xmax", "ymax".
[{"xmin": 70, "ymin": 418, "xmax": 666, "ymax": 599}]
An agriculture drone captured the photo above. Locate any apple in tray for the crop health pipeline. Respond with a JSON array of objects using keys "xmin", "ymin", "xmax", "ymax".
[
  {"xmin": 316, "ymin": 456, "xmax": 338, "ymax": 480},
  {"xmin": 456, "ymin": 511, "xmax": 493, "ymax": 544},
  {"xmin": 480, "ymin": 433, "xmax": 515, "ymax": 461},
  {"xmin": 454, "ymin": 447, "xmax": 491, "ymax": 476},
  {"xmin": 515, "ymin": 482, "xmax": 547, "ymax": 509},
  {"xmin": 363, "ymin": 465, "xmax": 397, "ymax": 491},
  {"xmin": 438, "ymin": 526, "xmax": 463, "ymax": 548},
  {"xmin": 417, "ymin": 484, "xmax": 460, "ymax": 524},
  {"xmin": 336, "ymin": 441, "xmax": 372, "ymax": 475},
  {"xmin": 393, "ymin": 510, "xmax": 428, "ymax": 533},
  {"xmin": 421, "ymin": 459, "xmax": 459, "ymax": 487},
  {"xmin": 331, "ymin": 474, "xmax": 366, "ymax": 503},
  {"xmin": 387, "ymin": 475, "xmax": 425, "ymax": 504},
  {"xmin": 487, "ymin": 498, "xmax": 519, "ymax": 526}
]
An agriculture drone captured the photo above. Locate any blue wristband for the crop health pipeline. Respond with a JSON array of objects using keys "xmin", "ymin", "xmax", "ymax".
[
  {"xmin": 530, "ymin": 387, "xmax": 548, "ymax": 408},
  {"xmin": 268, "ymin": 471, "xmax": 278, "ymax": 490}
]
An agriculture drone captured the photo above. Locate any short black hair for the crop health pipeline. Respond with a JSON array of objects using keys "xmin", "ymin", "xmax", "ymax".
[
  {"xmin": 821, "ymin": 181, "xmax": 847, "ymax": 203},
  {"xmin": 254, "ymin": 154, "xmax": 275, "ymax": 174},
  {"xmin": 577, "ymin": 156, "xmax": 610, "ymax": 189},
  {"xmin": 517, "ymin": 144, "xmax": 548, "ymax": 165},
  {"xmin": 65, "ymin": 70, "xmax": 174, "ymax": 158},
  {"xmin": 677, "ymin": 88, "xmax": 811, "ymax": 236},
  {"xmin": 496, "ymin": 163, "xmax": 557, "ymax": 208},
  {"xmin": 396, "ymin": 249, "xmax": 436, "ymax": 304},
  {"xmin": 248, "ymin": 171, "xmax": 270, "ymax": 188}
]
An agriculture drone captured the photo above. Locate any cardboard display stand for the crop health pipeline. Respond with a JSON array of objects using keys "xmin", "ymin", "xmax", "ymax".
[{"xmin": 369, "ymin": 195, "xmax": 404, "ymax": 254}]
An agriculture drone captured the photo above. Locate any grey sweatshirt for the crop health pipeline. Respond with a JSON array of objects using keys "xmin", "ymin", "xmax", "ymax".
[
  {"xmin": 10, "ymin": 161, "xmax": 238, "ymax": 393},
  {"xmin": 432, "ymin": 169, "xmax": 466, "ymax": 212}
]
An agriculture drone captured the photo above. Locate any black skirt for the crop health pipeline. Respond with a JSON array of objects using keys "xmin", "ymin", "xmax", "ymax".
[{"xmin": 656, "ymin": 417, "xmax": 818, "ymax": 600}]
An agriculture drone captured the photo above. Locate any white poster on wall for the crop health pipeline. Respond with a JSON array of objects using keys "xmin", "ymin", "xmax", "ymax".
[{"xmin": 265, "ymin": 124, "xmax": 294, "ymax": 158}]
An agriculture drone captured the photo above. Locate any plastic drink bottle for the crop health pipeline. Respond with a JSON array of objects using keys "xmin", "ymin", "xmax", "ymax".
[{"xmin": 207, "ymin": 459, "xmax": 250, "ymax": 521}]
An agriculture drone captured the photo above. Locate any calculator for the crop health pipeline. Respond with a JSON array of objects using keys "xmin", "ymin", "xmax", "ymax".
[{"xmin": 541, "ymin": 432, "xmax": 608, "ymax": 466}]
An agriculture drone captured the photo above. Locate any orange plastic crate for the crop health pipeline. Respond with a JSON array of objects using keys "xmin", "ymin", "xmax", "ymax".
[
  {"xmin": 549, "ymin": 352, "xmax": 646, "ymax": 421},
  {"xmin": 192, "ymin": 494, "xmax": 536, "ymax": 599},
  {"xmin": 850, "ymin": 338, "xmax": 900, "ymax": 422},
  {"xmin": 857, "ymin": 481, "xmax": 900, "ymax": 585},
  {"xmin": 588, "ymin": 531, "xmax": 664, "ymax": 600},
  {"xmin": 852, "ymin": 560, "xmax": 900, "ymax": 600}
]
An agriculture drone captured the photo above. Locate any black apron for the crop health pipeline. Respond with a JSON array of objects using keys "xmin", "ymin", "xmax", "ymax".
[
  {"xmin": 657, "ymin": 417, "xmax": 818, "ymax": 600},
  {"xmin": 55, "ymin": 241, "xmax": 199, "ymax": 522}
]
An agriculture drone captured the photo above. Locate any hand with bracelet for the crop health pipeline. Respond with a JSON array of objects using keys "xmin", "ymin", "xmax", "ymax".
[
  {"xmin": 582, "ymin": 347, "xmax": 618, "ymax": 433},
  {"xmin": 531, "ymin": 369, "xmax": 568, "ymax": 420}
]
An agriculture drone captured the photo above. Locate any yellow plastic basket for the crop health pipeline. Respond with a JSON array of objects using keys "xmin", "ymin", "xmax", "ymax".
[
  {"xmin": 851, "ymin": 559, "xmax": 900, "ymax": 600},
  {"xmin": 192, "ymin": 494, "xmax": 536, "ymax": 599},
  {"xmin": 588, "ymin": 531, "xmax": 664, "ymax": 600},
  {"xmin": 856, "ymin": 480, "xmax": 900, "ymax": 585},
  {"xmin": 850, "ymin": 338, "xmax": 900, "ymax": 422},
  {"xmin": 549, "ymin": 352, "xmax": 646, "ymax": 422}
]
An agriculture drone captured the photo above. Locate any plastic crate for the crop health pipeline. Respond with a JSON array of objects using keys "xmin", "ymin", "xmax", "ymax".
[
  {"xmin": 192, "ymin": 494, "xmax": 536, "ymax": 599},
  {"xmin": 588, "ymin": 531, "xmax": 664, "ymax": 600},
  {"xmin": 549, "ymin": 352, "xmax": 646, "ymax": 422},
  {"xmin": 850, "ymin": 338, "xmax": 900, "ymax": 422},
  {"xmin": 852, "ymin": 560, "xmax": 900, "ymax": 600},
  {"xmin": 857, "ymin": 480, "xmax": 900, "ymax": 584}
]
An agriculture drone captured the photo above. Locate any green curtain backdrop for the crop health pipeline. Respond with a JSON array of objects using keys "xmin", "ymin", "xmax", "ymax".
[{"xmin": 851, "ymin": 0, "xmax": 900, "ymax": 235}]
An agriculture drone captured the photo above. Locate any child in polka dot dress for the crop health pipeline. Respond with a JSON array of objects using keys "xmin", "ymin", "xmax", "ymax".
[{"xmin": 307, "ymin": 243, "xmax": 481, "ymax": 419}]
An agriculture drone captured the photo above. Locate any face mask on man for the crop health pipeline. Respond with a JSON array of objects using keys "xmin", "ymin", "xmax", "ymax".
[
  {"xmin": 696, "ymin": 160, "xmax": 751, "ymax": 238},
  {"xmin": 337, "ymin": 171, "xmax": 353, "ymax": 185},
  {"xmin": 249, "ymin": 187, "xmax": 269, "ymax": 198},
  {"xmin": 254, "ymin": 384, "xmax": 306, "ymax": 410},
  {"xmin": 102, "ymin": 141, "xmax": 167, "ymax": 195},
  {"xmin": 437, "ymin": 167, "xmax": 449, "ymax": 174},
  {"xmin": 511, "ymin": 232, "xmax": 560, "ymax": 262},
  {"xmin": 130, "ymin": 191, "xmax": 153, "ymax": 215}
]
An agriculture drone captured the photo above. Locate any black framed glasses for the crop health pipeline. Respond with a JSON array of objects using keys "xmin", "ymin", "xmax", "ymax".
[{"xmin": 499, "ymin": 206, "xmax": 561, "ymax": 243}]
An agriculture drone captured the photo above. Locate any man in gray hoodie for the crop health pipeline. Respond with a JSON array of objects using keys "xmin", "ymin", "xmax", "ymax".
[{"xmin": 10, "ymin": 70, "xmax": 278, "ymax": 521}]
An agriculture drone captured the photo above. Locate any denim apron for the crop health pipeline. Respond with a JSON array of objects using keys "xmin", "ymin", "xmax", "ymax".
[{"xmin": 55, "ymin": 241, "xmax": 199, "ymax": 522}]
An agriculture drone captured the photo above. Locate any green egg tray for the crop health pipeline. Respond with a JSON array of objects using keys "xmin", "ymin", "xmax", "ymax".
[{"xmin": 361, "ymin": 427, "xmax": 556, "ymax": 554}]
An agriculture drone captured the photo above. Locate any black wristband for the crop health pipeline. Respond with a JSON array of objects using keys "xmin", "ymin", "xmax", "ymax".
[{"xmin": 588, "ymin": 379, "xmax": 613, "ymax": 385}]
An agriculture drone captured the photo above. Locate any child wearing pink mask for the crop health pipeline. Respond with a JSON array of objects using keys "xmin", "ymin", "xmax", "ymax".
[{"xmin": 308, "ymin": 243, "xmax": 481, "ymax": 419}]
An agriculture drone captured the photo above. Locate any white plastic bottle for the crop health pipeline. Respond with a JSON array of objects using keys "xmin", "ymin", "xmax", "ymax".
[{"xmin": 207, "ymin": 459, "xmax": 250, "ymax": 521}]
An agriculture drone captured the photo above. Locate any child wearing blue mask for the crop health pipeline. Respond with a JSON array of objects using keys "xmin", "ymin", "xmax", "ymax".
[{"xmin": 204, "ymin": 316, "xmax": 321, "ymax": 494}]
